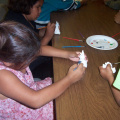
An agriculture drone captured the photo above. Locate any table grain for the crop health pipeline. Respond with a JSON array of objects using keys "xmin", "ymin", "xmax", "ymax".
[{"xmin": 51, "ymin": 0, "xmax": 120, "ymax": 120}]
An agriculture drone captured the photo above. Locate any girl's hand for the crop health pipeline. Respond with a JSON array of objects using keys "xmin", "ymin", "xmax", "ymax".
[
  {"xmin": 45, "ymin": 22, "xmax": 55, "ymax": 40},
  {"xmin": 114, "ymin": 10, "xmax": 120, "ymax": 24},
  {"xmin": 99, "ymin": 64, "xmax": 114, "ymax": 83},
  {"xmin": 66, "ymin": 63, "xmax": 86, "ymax": 84},
  {"xmin": 68, "ymin": 51, "xmax": 88, "ymax": 62},
  {"xmin": 40, "ymin": 22, "xmax": 55, "ymax": 45}
]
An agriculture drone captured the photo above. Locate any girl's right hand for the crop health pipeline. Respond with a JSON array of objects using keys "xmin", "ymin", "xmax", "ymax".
[
  {"xmin": 66, "ymin": 63, "xmax": 86, "ymax": 84},
  {"xmin": 99, "ymin": 64, "xmax": 114, "ymax": 82}
]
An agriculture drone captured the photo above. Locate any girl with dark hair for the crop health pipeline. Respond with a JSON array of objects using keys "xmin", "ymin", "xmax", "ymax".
[
  {"xmin": 0, "ymin": 21, "xmax": 86, "ymax": 119},
  {"xmin": 5, "ymin": 0, "xmax": 53, "ymax": 45},
  {"xmin": 4, "ymin": 0, "xmax": 55, "ymax": 79}
]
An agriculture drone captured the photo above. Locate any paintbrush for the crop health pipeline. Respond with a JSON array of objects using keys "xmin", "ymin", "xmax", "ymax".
[
  {"xmin": 112, "ymin": 62, "xmax": 120, "ymax": 65},
  {"xmin": 63, "ymin": 37, "xmax": 83, "ymax": 42},
  {"xmin": 78, "ymin": 31, "xmax": 85, "ymax": 40},
  {"xmin": 62, "ymin": 46, "xmax": 86, "ymax": 48}
]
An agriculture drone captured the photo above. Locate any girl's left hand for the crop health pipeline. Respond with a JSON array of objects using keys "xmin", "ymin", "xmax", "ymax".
[
  {"xmin": 68, "ymin": 51, "xmax": 88, "ymax": 62},
  {"xmin": 45, "ymin": 22, "xmax": 55, "ymax": 40}
]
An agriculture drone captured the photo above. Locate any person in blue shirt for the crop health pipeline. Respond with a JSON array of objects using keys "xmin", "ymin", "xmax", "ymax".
[{"xmin": 35, "ymin": 0, "xmax": 87, "ymax": 28}]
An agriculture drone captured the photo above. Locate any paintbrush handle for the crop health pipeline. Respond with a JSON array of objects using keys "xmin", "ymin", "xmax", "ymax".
[
  {"xmin": 62, "ymin": 46, "xmax": 86, "ymax": 48},
  {"xmin": 63, "ymin": 37, "xmax": 83, "ymax": 42},
  {"xmin": 112, "ymin": 62, "xmax": 120, "ymax": 65}
]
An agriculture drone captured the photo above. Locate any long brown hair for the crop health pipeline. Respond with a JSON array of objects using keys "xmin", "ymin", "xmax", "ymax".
[{"xmin": 0, "ymin": 21, "xmax": 41, "ymax": 69}]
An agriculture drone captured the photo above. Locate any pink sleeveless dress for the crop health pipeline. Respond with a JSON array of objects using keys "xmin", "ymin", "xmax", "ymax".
[{"xmin": 0, "ymin": 62, "xmax": 53, "ymax": 120}]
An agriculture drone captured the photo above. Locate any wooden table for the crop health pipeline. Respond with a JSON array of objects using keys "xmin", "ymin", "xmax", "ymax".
[{"xmin": 51, "ymin": 0, "xmax": 120, "ymax": 119}]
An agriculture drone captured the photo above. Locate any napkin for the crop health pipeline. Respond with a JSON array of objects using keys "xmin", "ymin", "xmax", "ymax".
[
  {"xmin": 79, "ymin": 50, "xmax": 87, "ymax": 68},
  {"xmin": 102, "ymin": 62, "xmax": 116, "ymax": 73},
  {"xmin": 54, "ymin": 21, "xmax": 60, "ymax": 34}
]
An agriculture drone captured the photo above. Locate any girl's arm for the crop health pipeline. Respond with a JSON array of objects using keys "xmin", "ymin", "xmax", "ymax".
[
  {"xmin": 99, "ymin": 64, "xmax": 120, "ymax": 106},
  {"xmin": 107, "ymin": 77, "xmax": 120, "ymax": 106},
  {"xmin": 40, "ymin": 45, "xmax": 81, "ymax": 61},
  {"xmin": 39, "ymin": 22, "xmax": 55, "ymax": 45},
  {"xmin": 0, "ymin": 63, "xmax": 86, "ymax": 109}
]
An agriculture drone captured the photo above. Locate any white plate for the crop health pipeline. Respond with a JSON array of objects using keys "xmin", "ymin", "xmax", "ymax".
[{"xmin": 86, "ymin": 35, "xmax": 118, "ymax": 50}]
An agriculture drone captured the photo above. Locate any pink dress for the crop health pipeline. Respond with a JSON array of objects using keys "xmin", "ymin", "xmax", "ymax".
[{"xmin": 0, "ymin": 62, "xmax": 53, "ymax": 120}]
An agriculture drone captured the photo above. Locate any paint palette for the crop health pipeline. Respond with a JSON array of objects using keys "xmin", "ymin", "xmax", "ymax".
[{"xmin": 86, "ymin": 35, "xmax": 118, "ymax": 50}]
